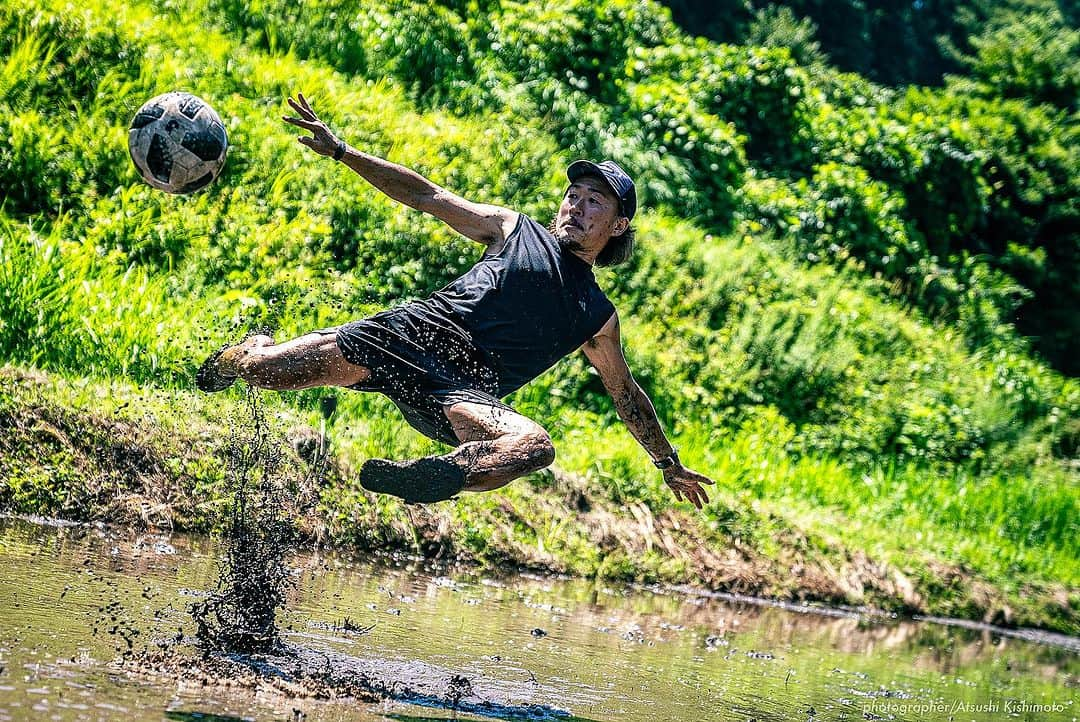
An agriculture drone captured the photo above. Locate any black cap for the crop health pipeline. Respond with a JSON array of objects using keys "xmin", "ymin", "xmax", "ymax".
[{"xmin": 566, "ymin": 159, "xmax": 636, "ymax": 221}]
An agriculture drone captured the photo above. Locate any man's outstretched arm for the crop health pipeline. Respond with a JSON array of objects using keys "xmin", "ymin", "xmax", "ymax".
[
  {"xmin": 581, "ymin": 312, "xmax": 715, "ymax": 509},
  {"xmin": 282, "ymin": 93, "xmax": 517, "ymax": 245}
]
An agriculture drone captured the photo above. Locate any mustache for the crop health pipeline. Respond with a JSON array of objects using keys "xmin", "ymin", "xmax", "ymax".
[{"xmin": 549, "ymin": 218, "xmax": 584, "ymax": 250}]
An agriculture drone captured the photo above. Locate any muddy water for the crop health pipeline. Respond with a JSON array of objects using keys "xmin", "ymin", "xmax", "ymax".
[{"xmin": 0, "ymin": 518, "xmax": 1076, "ymax": 722}]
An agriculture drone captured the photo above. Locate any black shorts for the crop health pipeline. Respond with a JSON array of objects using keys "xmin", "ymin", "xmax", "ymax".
[{"xmin": 329, "ymin": 306, "xmax": 514, "ymax": 446}]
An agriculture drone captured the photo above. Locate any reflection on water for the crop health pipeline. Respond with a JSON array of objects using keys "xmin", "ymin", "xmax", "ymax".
[
  {"xmin": 165, "ymin": 713, "xmax": 251, "ymax": 722},
  {"xmin": 0, "ymin": 517, "xmax": 1076, "ymax": 722}
]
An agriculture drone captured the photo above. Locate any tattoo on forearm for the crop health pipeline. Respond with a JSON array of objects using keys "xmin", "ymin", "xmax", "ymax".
[{"xmin": 612, "ymin": 385, "xmax": 668, "ymax": 457}]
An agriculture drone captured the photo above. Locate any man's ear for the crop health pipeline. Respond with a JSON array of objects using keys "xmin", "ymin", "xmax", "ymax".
[{"xmin": 612, "ymin": 216, "xmax": 630, "ymax": 237}]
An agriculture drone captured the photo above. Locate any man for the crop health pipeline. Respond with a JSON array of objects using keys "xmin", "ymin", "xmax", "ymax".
[{"xmin": 197, "ymin": 93, "xmax": 714, "ymax": 508}]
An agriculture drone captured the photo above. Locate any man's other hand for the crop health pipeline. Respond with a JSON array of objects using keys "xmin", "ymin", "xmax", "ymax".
[
  {"xmin": 663, "ymin": 466, "xmax": 714, "ymax": 510},
  {"xmin": 283, "ymin": 93, "xmax": 341, "ymax": 157}
]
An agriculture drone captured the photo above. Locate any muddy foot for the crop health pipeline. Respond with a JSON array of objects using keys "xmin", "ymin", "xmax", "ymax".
[{"xmin": 360, "ymin": 456, "xmax": 466, "ymax": 504}]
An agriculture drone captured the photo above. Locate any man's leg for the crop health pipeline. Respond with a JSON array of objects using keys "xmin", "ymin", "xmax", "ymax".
[
  {"xmin": 358, "ymin": 401, "xmax": 555, "ymax": 503},
  {"xmin": 197, "ymin": 330, "xmax": 371, "ymax": 391},
  {"xmin": 442, "ymin": 402, "xmax": 556, "ymax": 492}
]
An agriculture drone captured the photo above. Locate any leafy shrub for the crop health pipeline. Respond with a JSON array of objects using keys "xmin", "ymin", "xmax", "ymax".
[
  {"xmin": 778, "ymin": 81, "xmax": 1080, "ymax": 372},
  {"xmin": 623, "ymin": 80, "xmax": 744, "ymax": 224},
  {"xmin": 344, "ymin": 1, "xmax": 478, "ymax": 108},
  {"xmin": 198, "ymin": 0, "xmax": 487, "ymax": 109},
  {"xmin": 203, "ymin": 0, "xmax": 366, "ymax": 72},
  {"xmin": 628, "ymin": 42, "xmax": 814, "ymax": 171},
  {"xmin": 491, "ymin": 0, "xmax": 679, "ymax": 105},
  {"xmin": 744, "ymin": 4, "xmax": 828, "ymax": 68},
  {"xmin": 963, "ymin": 9, "xmax": 1080, "ymax": 112},
  {"xmin": 890, "ymin": 89, "xmax": 1080, "ymax": 372}
]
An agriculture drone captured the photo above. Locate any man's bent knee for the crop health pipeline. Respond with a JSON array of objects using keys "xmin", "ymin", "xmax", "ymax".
[
  {"xmin": 520, "ymin": 430, "xmax": 556, "ymax": 471},
  {"xmin": 446, "ymin": 401, "xmax": 547, "ymax": 443}
]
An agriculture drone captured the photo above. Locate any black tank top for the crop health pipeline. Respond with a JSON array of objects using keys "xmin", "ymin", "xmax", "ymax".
[{"xmin": 412, "ymin": 214, "xmax": 616, "ymax": 397}]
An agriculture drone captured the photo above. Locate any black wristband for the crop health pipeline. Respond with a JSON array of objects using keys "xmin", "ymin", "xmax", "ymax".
[
  {"xmin": 653, "ymin": 447, "xmax": 679, "ymax": 470},
  {"xmin": 332, "ymin": 140, "xmax": 347, "ymax": 161}
]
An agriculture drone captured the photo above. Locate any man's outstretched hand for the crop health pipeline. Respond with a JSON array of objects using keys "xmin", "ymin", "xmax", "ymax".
[
  {"xmin": 663, "ymin": 465, "xmax": 714, "ymax": 510},
  {"xmin": 283, "ymin": 93, "xmax": 342, "ymax": 157}
]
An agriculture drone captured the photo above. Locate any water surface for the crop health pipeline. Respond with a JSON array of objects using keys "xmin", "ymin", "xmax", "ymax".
[{"xmin": 0, "ymin": 518, "xmax": 1075, "ymax": 721}]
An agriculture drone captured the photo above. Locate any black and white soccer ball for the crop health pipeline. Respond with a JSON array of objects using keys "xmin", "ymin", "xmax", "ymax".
[{"xmin": 128, "ymin": 92, "xmax": 228, "ymax": 194}]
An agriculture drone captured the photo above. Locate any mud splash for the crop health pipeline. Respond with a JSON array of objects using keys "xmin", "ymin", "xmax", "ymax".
[
  {"xmin": 122, "ymin": 644, "xmax": 575, "ymax": 720},
  {"xmin": 126, "ymin": 390, "xmax": 574, "ymax": 718},
  {"xmin": 189, "ymin": 390, "xmax": 306, "ymax": 653}
]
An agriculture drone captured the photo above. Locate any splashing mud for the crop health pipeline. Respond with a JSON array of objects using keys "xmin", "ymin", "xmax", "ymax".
[
  {"xmin": 190, "ymin": 390, "xmax": 301, "ymax": 653},
  {"xmin": 105, "ymin": 389, "xmax": 572, "ymax": 718},
  {"xmin": 123, "ymin": 643, "xmax": 573, "ymax": 719}
]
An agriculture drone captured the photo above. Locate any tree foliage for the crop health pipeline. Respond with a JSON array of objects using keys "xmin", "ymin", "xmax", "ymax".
[{"xmin": 661, "ymin": 0, "xmax": 1079, "ymax": 88}]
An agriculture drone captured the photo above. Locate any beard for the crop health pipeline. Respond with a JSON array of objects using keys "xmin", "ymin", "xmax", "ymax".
[{"xmin": 559, "ymin": 236, "xmax": 586, "ymax": 252}]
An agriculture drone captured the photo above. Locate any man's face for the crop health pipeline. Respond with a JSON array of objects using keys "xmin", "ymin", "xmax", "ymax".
[{"xmin": 554, "ymin": 176, "xmax": 626, "ymax": 250}]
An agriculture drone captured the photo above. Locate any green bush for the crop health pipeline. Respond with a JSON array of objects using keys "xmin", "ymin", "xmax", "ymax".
[
  {"xmin": 744, "ymin": 164, "xmax": 920, "ymax": 276},
  {"xmin": 623, "ymin": 79, "xmax": 745, "ymax": 224},
  {"xmin": 890, "ymin": 89, "xmax": 1080, "ymax": 372},
  {"xmin": 338, "ymin": 1, "xmax": 478, "ymax": 108},
  {"xmin": 491, "ymin": 0, "xmax": 679, "ymax": 105},
  {"xmin": 628, "ymin": 42, "xmax": 814, "ymax": 170},
  {"xmin": 963, "ymin": 9, "xmax": 1080, "ymax": 112},
  {"xmin": 744, "ymin": 5, "xmax": 828, "ymax": 69}
]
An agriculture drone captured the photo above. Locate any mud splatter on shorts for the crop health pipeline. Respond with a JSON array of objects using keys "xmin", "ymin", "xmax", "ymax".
[{"xmin": 325, "ymin": 306, "xmax": 515, "ymax": 446}]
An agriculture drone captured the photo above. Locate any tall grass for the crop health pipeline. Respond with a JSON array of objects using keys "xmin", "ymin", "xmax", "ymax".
[
  {"xmin": 0, "ymin": 33, "xmax": 57, "ymax": 111},
  {"xmin": 0, "ymin": 216, "xmax": 74, "ymax": 366},
  {"xmin": 0, "ymin": 214, "xmax": 202, "ymax": 383}
]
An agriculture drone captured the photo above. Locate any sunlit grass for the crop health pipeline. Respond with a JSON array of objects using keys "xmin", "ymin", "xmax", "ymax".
[{"xmin": 0, "ymin": 214, "xmax": 210, "ymax": 383}]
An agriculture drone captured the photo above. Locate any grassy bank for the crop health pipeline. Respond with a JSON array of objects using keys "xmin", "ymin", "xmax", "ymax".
[
  {"xmin": 2, "ymin": 366, "xmax": 1076, "ymax": 633},
  {"xmin": 0, "ymin": 0, "xmax": 1077, "ymax": 635}
]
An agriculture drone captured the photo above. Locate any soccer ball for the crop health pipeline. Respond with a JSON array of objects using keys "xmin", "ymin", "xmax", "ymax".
[{"xmin": 128, "ymin": 92, "xmax": 228, "ymax": 194}]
